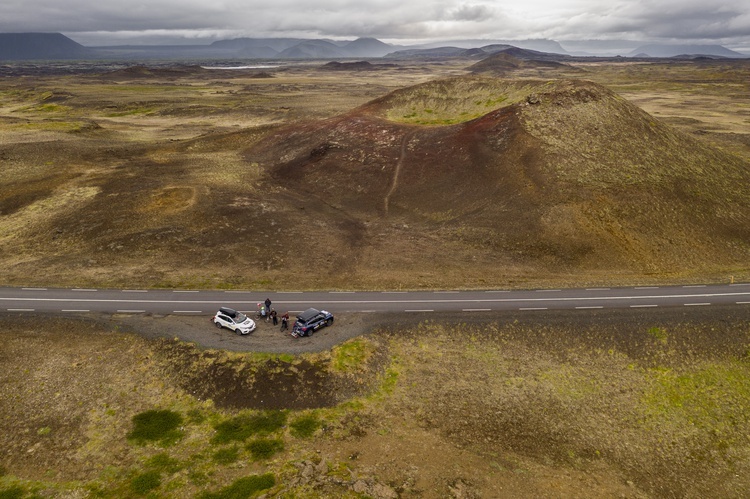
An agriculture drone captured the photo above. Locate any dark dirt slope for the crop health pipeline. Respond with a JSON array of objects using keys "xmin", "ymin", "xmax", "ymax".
[{"xmin": 247, "ymin": 76, "xmax": 750, "ymax": 281}]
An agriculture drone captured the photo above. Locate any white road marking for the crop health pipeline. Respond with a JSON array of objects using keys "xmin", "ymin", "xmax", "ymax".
[
  {"xmin": 463, "ymin": 308, "xmax": 491, "ymax": 312},
  {"xmin": 738, "ymin": 301, "xmax": 750, "ymax": 304},
  {"xmin": 576, "ymin": 306, "xmax": 603, "ymax": 309},
  {"xmin": 382, "ymin": 291, "xmax": 407, "ymax": 293},
  {"xmin": 520, "ymin": 307, "xmax": 548, "ymax": 310},
  {"xmin": 730, "ymin": 283, "xmax": 750, "ymax": 286},
  {"xmin": 122, "ymin": 289, "xmax": 147, "ymax": 293},
  {"xmin": 635, "ymin": 286, "xmax": 658, "ymax": 289},
  {"xmin": 406, "ymin": 309, "xmax": 433, "ymax": 312},
  {"xmin": 685, "ymin": 303, "xmax": 710, "ymax": 306},
  {"xmin": 174, "ymin": 310, "xmax": 202, "ymax": 313},
  {"xmin": 22, "ymin": 287, "xmax": 47, "ymax": 291},
  {"xmin": 276, "ymin": 291, "xmax": 303, "ymax": 294},
  {"xmin": 72, "ymin": 288, "xmax": 97, "ymax": 292},
  {"xmin": 117, "ymin": 309, "xmax": 145, "ymax": 313},
  {"xmin": 3, "ymin": 289, "xmax": 750, "ymax": 314},
  {"xmin": 173, "ymin": 290, "xmax": 198, "ymax": 293},
  {"xmin": 330, "ymin": 291, "xmax": 355, "ymax": 294},
  {"xmin": 435, "ymin": 291, "xmax": 460, "ymax": 294},
  {"xmin": 536, "ymin": 289, "xmax": 560, "ymax": 292},
  {"xmin": 683, "ymin": 285, "xmax": 706, "ymax": 288},
  {"xmin": 631, "ymin": 304, "xmax": 657, "ymax": 308},
  {"xmin": 62, "ymin": 309, "xmax": 89, "ymax": 312},
  {"xmin": 223, "ymin": 291, "xmax": 248, "ymax": 293},
  {"xmin": 8, "ymin": 308, "xmax": 34, "ymax": 311},
  {"xmin": 586, "ymin": 288, "xmax": 610, "ymax": 291},
  {"xmin": 485, "ymin": 290, "xmax": 510, "ymax": 293}
]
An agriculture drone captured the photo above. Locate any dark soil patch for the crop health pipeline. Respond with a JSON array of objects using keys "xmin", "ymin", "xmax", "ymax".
[{"xmin": 152, "ymin": 336, "xmax": 388, "ymax": 410}]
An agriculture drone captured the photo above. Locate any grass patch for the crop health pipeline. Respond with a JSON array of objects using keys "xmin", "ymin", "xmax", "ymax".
[
  {"xmin": 104, "ymin": 107, "xmax": 155, "ymax": 117},
  {"xmin": 642, "ymin": 361, "xmax": 750, "ymax": 432},
  {"xmin": 187, "ymin": 408, "xmax": 206, "ymax": 424},
  {"xmin": 289, "ymin": 414, "xmax": 321, "ymax": 439},
  {"xmin": 197, "ymin": 473, "xmax": 275, "ymax": 499},
  {"xmin": 130, "ymin": 470, "xmax": 161, "ymax": 495},
  {"xmin": 212, "ymin": 446, "xmax": 240, "ymax": 465},
  {"xmin": 211, "ymin": 411, "xmax": 287, "ymax": 444},
  {"xmin": 331, "ymin": 338, "xmax": 375, "ymax": 373},
  {"xmin": 647, "ymin": 326, "xmax": 669, "ymax": 344},
  {"xmin": 127, "ymin": 409, "xmax": 184, "ymax": 446},
  {"xmin": 144, "ymin": 453, "xmax": 182, "ymax": 474},
  {"xmin": 17, "ymin": 121, "xmax": 86, "ymax": 132},
  {"xmin": 246, "ymin": 438, "xmax": 284, "ymax": 460},
  {"xmin": 0, "ymin": 486, "xmax": 26, "ymax": 499}
]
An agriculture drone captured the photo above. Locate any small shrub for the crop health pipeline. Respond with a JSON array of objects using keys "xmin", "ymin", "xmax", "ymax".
[
  {"xmin": 289, "ymin": 414, "xmax": 321, "ymax": 439},
  {"xmin": 247, "ymin": 438, "xmax": 284, "ymax": 460},
  {"xmin": 198, "ymin": 473, "xmax": 275, "ymax": 499},
  {"xmin": 127, "ymin": 409, "xmax": 184, "ymax": 446},
  {"xmin": 130, "ymin": 470, "xmax": 161, "ymax": 495},
  {"xmin": 212, "ymin": 446, "xmax": 240, "ymax": 465},
  {"xmin": 212, "ymin": 411, "xmax": 287, "ymax": 444}
]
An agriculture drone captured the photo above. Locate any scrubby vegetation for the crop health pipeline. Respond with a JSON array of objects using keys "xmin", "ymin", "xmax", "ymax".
[
  {"xmin": 127, "ymin": 409, "xmax": 184, "ymax": 446},
  {"xmin": 2, "ymin": 308, "xmax": 750, "ymax": 497},
  {"xmin": 1, "ymin": 56, "xmax": 749, "ymax": 497},
  {"xmin": 1, "ymin": 60, "xmax": 748, "ymax": 290}
]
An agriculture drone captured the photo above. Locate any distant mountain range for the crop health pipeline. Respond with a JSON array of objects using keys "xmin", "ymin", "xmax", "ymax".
[
  {"xmin": 0, "ymin": 33, "xmax": 94, "ymax": 60},
  {"xmin": 0, "ymin": 32, "xmax": 747, "ymax": 61},
  {"xmin": 627, "ymin": 44, "xmax": 745, "ymax": 58}
]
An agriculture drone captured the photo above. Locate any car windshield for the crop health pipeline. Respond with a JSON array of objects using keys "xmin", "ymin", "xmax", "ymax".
[{"xmin": 235, "ymin": 312, "xmax": 247, "ymax": 322}]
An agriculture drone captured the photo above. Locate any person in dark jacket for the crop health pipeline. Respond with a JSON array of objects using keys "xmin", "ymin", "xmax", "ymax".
[
  {"xmin": 270, "ymin": 309, "xmax": 278, "ymax": 326},
  {"xmin": 264, "ymin": 298, "xmax": 272, "ymax": 320}
]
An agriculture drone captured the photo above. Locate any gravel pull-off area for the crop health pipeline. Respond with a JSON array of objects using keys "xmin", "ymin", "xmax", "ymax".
[{"xmin": 108, "ymin": 311, "xmax": 375, "ymax": 354}]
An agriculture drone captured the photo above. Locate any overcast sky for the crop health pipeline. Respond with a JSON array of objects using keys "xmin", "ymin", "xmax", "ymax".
[{"xmin": 2, "ymin": 0, "xmax": 749, "ymax": 51}]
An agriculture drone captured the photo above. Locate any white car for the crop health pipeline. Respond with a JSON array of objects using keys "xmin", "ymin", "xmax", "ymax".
[{"xmin": 212, "ymin": 307, "xmax": 256, "ymax": 335}]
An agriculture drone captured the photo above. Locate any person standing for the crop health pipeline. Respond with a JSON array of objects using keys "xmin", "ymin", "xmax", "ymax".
[
  {"xmin": 264, "ymin": 297, "xmax": 272, "ymax": 320},
  {"xmin": 280, "ymin": 312, "xmax": 289, "ymax": 331},
  {"xmin": 271, "ymin": 309, "xmax": 278, "ymax": 326}
]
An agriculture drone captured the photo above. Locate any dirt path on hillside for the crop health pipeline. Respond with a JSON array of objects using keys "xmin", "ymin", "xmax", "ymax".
[{"xmin": 383, "ymin": 131, "xmax": 415, "ymax": 216}]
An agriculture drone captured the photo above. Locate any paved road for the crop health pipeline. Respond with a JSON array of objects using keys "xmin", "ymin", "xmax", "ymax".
[{"xmin": 1, "ymin": 283, "xmax": 749, "ymax": 316}]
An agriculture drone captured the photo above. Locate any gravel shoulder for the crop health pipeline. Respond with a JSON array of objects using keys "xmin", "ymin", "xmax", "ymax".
[
  {"xmin": 103, "ymin": 311, "xmax": 376, "ymax": 354},
  {"xmin": 70, "ymin": 303, "xmax": 750, "ymax": 354}
]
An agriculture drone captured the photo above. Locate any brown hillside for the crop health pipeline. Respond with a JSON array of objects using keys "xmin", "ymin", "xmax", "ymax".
[
  {"xmin": 245, "ymin": 76, "xmax": 750, "ymax": 285},
  {"xmin": 1, "ymin": 72, "xmax": 747, "ymax": 290}
]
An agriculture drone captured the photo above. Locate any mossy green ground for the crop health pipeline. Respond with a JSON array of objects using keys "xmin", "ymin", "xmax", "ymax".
[{"xmin": 1, "ymin": 308, "xmax": 749, "ymax": 497}]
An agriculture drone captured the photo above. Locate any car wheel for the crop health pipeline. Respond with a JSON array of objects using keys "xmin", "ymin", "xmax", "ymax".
[
  {"xmin": 215, "ymin": 321, "xmax": 222, "ymax": 329},
  {"xmin": 235, "ymin": 328, "xmax": 242, "ymax": 335},
  {"xmin": 326, "ymin": 318, "xmax": 333, "ymax": 326}
]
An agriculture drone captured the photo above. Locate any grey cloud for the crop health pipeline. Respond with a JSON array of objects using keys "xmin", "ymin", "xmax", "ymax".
[
  {"xmin": 0, "ymin": 0, "xmax": 748, "ymax": 47},
  {"xmin": 449, "ymin": 4, "xmax": 494, "ymax": 22}
]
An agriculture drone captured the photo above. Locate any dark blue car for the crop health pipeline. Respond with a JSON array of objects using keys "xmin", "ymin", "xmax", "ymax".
[{"xmin": 291, "ymin": 307, "xmax": 334, "ymax": 337}]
